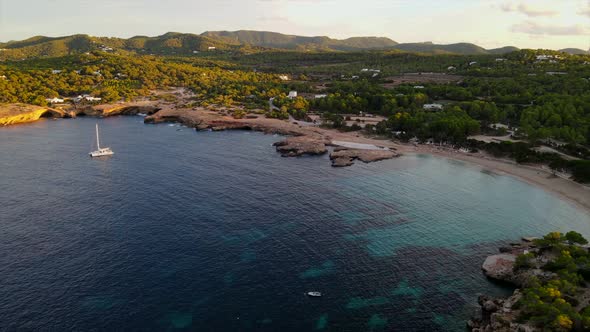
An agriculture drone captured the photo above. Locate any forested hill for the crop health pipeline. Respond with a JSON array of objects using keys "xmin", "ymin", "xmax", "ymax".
[
  {"xmin": 201, "ymin": 30, "xmax": 398, "ymax": 51},
  {"xmin": 0, "ymin": 33, "xmax": 241, "ymax": 59},
  {"xmin": 559, "ymin": 48, "xmax": 590, "ymax": 55}
]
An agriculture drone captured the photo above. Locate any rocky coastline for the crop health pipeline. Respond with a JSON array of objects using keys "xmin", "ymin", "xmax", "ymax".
[
  {"xmin": 471, "ymin": 234, "xmax": 590, "ymax": 332},
  {"xmin": 0, "ymin": 102, "xmax": 161, "ymax": 126},
  {"xmin": 143, "ymin": 107, "xmax": 401, "ymax": 167},
  {"xmin": 470, "ymin": 239, "xmax": 540, "ymax": 331},
  {"xmin": 0, "ymin": 102, "xmax": 399, "ymax": 167}
]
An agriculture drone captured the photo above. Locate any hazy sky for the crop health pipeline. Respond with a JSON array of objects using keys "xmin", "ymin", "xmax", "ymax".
[{"xmin": 0, "ymin": 0, "xmax": 589, "ymax": 49}]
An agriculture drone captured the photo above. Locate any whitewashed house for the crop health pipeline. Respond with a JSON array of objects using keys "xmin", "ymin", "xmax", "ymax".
[
  {"xmin": 208, "ymin": 46, "xmax": 216, "ymax": 51},
  {"xmin": 314, "ymin": 94, "xmax": 327, "ymax": 99},
  {"xmin": 51, "ymin": 70, "xmax": 62, "ymax": 74},
  {"xmin": 413, "ymin": 85, "xmax": 425, "ymax": 89},
  {"xmin": 447, "ymin": 66, "xmax": 456, "ymax": 71},
  {"xmin": 74, "ymin": 95, "xmax": 102, "ymax": 102},
  {"xmin": 423, "ymin": 103, "xmax": 443, "ymax": 111},
  {"xmin": 45, "ymin": 97, "xmax": 65, "ymax": 103},
  {"xmin": 469, "ymin": 61, "xmax": 478, "ymax": 66},
  {"xmin": 288, "ymin": 91, "xmax": 298, "ymax": 99},
  {"xmin": 279, "ymin": 75, "xmax": 290, "ymax": 81}
]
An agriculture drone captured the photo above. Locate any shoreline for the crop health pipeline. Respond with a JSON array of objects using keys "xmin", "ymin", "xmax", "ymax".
[
  {"xmin": 416, "ymin": 149, "xmax": 590, "ymax": 214},
  {"xmin": 326, "ymin": 128, "xmax": 590, "ymax": 214},
  {"xmin": 3, "ymin": 102, "xmax": 589, "ymax": 215}
]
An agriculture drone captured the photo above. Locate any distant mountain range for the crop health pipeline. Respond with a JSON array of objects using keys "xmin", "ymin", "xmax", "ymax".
[
  {"xmin": 201, "ymin": 30, "xmax": 398, "ymax": 51},
  {"xmin": 558, "ymin": 48, "xmax": 589, "ymax": 55},
  {"xmin": 0, "ymin": 30, "xmax": 587, "ymax": 59}
]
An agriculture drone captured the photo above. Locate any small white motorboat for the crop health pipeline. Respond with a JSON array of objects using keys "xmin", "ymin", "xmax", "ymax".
[
  {"xmin": 89, "ymin": 123, "xmax": 114, "ymax": 157},
  {"xmin": 306, "ymin": 291, "xmax": 322, "ymax": 297}
]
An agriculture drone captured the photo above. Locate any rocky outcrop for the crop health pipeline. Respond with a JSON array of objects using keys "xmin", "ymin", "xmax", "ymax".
[
  {"xmin": 471, "ymin": 239, "xmax": 561, "ymax": 331},
  {"xmin": 482, "ymin": 254, "xmax": 518, "ymax": 283},
  {"xmin": 468, "ymin": 291, "xmax": 539, "ymax": 332},
  {"xmin": 329, "ymin": 147, "xmax": 400, "ymax": 167},
  {"xmin": 273, "ymin": 136, "xmax": 328, "ymax": 157},
  {"xmin": 0, "ymin": 104, "xmax": 71, "ymax": 126},
  {"xmin": 90, "ymin": 104, "xmax": 160, "ymax": 117},
  {"xmin": 482, "ymin": 243, "xmax": 556, "ymax": 287}
]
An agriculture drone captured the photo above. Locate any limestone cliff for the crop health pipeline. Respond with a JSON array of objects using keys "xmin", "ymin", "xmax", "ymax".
[{"xmin": 0, "ymin": 104, "xmax": 71, "ymax": 126}]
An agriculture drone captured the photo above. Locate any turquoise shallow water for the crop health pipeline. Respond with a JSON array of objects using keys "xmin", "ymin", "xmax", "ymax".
[{"xmin": 1, "ymin": 116, "xmax": 589, "ymax": 331}]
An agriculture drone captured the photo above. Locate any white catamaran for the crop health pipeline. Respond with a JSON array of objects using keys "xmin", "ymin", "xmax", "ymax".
[{"xmin": 89, "ymin": 124, "xmax": 114, "ymax": 157}]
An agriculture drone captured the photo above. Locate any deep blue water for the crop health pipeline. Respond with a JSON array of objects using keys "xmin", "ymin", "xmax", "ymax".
[{"xmin": 1, "ymin": 116, "xmax": 590, "ymax": 331}]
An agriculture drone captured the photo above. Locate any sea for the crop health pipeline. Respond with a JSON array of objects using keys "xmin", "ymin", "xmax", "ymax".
[{"xmin": 1, "ymin": 116, "xmax": 589, "ymax": 331}]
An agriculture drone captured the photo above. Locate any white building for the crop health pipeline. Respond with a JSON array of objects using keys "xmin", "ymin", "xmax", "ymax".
[
  {"xmin": 447, "ymin": 66, "xmax": 456, "ymax": 71},
  {"xmin": 423, "ymin": 103, "xmax": 443, "ymax": 111},
  {"xmin": 314, "ymin": 94, "xmax": 327, "ymax": 99},
  {"xmin": 208, "ymin": 46, "xmax": 216, "ymax": 51},
  {"xmin": 45, "ymin": 97, "xmax": 65, "ymax": 103},
  {"xmin": 51, "ymin": 70, "xmax": 62, "ymax": 74},
  {"xmin": 279, "ymin": 75, "xmax": 290, "ymax": 81},
  {"xmin": 193, "ymin": 50, "xmax": 200, "ymax": 54},
  {"xmin": 495, "ymin": 58, "xmax": 507, "ymax": 62},
  {"xmin": 413, "ymin": 85, "xmax": 425, "ymax": 89},
  {"xmin": 74, "ymin": 95, "xmax": 102, "ymax": 102},
  {"xmin": 469, "ymin": 61, "xmax": 478, "ymax": 66},
  {"xmin": 288, "ymin": 91, "xmax": 298, "ymax": 99}
]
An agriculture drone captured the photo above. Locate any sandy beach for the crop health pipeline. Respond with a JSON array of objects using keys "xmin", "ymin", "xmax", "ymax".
[{"xmin": 327, "ymin": 127, "xmax": 590, "ymax": 214}]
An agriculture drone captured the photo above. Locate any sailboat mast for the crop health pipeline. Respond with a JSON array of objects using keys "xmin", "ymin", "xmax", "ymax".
[{"xmin": 96, "ymin": 124, "xmax": 101, "ymax": 149}]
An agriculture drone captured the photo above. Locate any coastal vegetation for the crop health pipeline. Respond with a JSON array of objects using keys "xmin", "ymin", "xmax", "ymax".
[{"xmin": 513, "ymin": 232, "xmax": 590, "ymax": 331}]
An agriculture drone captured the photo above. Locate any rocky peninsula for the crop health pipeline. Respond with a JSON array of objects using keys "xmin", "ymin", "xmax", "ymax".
[
  {"xmin": 471, "ymin": 232, "xmax": 590, "ymax": 331},
  {"xmin": 329, "ymin": 147, "xmax": 400, "ymax": 167},
  {"xmin": 0, "ymin": 104, "xmax": 74, "ymax": 126},
  {"xmin": 144, "ymin": 106, "xmax": 401, "ymax": 167},
  {"xmin": 0, "ymin": 102, "xmax": 160, "ymax": 126}
]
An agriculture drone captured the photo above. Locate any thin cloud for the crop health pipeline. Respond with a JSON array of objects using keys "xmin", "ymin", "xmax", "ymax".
[
  {"xmin": 501, "ymin": 2, "xmax": 558, "ymax": 17},
  {"xmin": 257, "ymin": 16, "xmax": 290, "ymax": 22},
  {"xmin": 578, "ymin": 1, "xmax": 590, "ymax": 17},
  {"xmin": 511, "ymin": 21, "xmax": 589, "ymax": 35}
]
